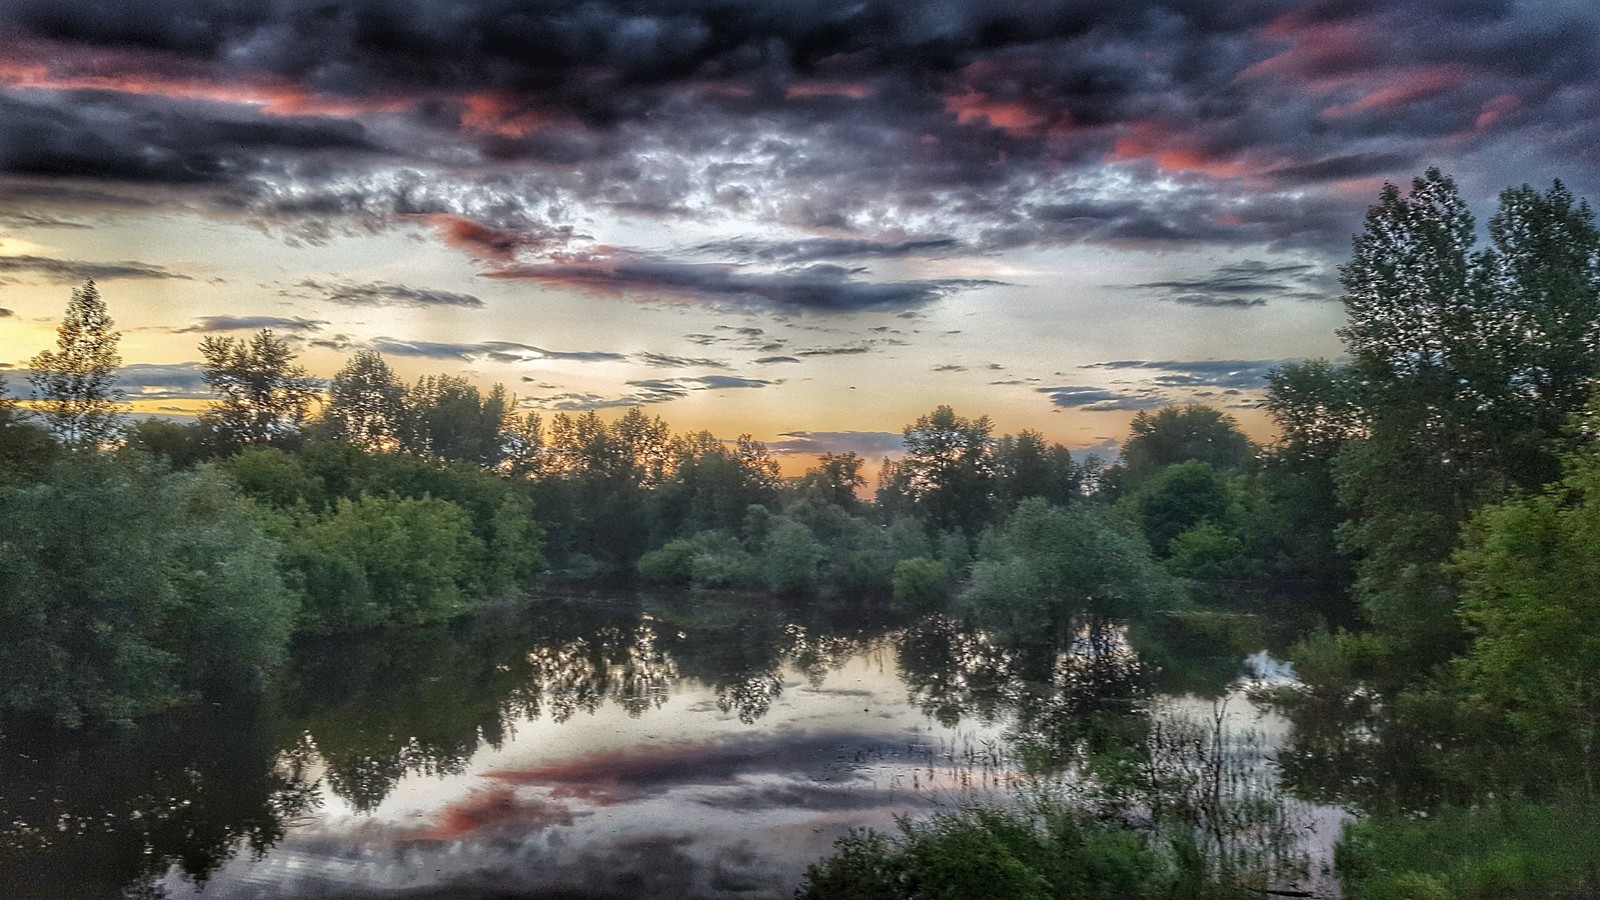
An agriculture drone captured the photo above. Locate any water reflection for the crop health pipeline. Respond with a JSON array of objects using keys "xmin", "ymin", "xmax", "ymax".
[
  {"xmin": 0, "ymin": 702, "xmax": 318, "ymax": 900},
  {"xmin": 3, "ymin": 596, "xmax": 1317, "ymax": 900}
]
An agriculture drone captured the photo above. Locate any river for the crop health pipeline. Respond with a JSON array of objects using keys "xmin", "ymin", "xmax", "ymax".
[{"xmin": 0, "ymin": 594, "xmax": 1337, "ymax": 899}]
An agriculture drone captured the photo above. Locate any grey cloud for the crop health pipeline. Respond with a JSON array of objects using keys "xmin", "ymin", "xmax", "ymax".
[
  {"xmin": 1036, "ymin": 385, "xmax": 1165, "ymax": 411},
  {"xmin": 175, "ymin": 315, "xmax": 326, "ymax": 333},
  {"xmin": 1130, "ymin": 260, "xmax": 1336, "ymax": 308},
  {"xmin": 0, "ymin": 254, "xmax": 189, "ymax": 282},
  {"xmin": 693, "ymin": 236, "xmax": 964, "ymax": 263},
  {"xmin": 111, "ymin": 362, "xmax": 211, "ymax": 401},
  {"xmin": 754, "ymin": 356, "xmax": 800, "ymax": 364},
  {"xmin": 767, "ymin": 430, "xmax": 906, "ymax": 457},
  {"xmin": 297, "ymin": 279, "xmax": 484, "ymax": 309},
  {"xmin": 635, "ymin": 351, "xmax": 730, "ymax": 369},
  {"xmin": 488, "ymin": 255, "xmax": 995, "ymax": 313},
  {"xmin": 1082, "ymin": 358, "xmax": 1290, "ymax": 391},
  {"xmin": 366, "ymin": 337, "xmax": 626, "ymax": 364},
  {"xmin": 0, "ymin": 308, "xmax": 12, "ymax": 318},
  {"xmin": 528, "ymin": 374, "xmax": 774, "ymax": 410}
]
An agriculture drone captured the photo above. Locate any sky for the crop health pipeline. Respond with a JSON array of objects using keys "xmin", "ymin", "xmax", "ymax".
[{"xmin": 1, "ymin": 0, "xmax": 1597, "ymax": 467}]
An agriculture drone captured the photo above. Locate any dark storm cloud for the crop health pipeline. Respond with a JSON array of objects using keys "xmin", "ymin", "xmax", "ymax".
[
  {"xmin": 174, "ymin": 315, "xmax": 327, "ymax": 333},
  {"xmin": 1129, "ymin": 260, "xmax": 1336, "ymax": 307},
  {"xmin": 293, "ymin": 278, "xmax": 484, "ymax": 309},
  {"xmin": 488, "ymin": 254, "xmax": 994, "ymax": 312},
  {"xmin": 0, "ymin": 253, "xmax": 189, "ymax": 282},
  {"xmin": 0, "ymin": 308, "xmax": 13, "ymax": 317},
  {"xmin": 1, "ymin": 0, "xmax": 1597, "ymax": 265}
]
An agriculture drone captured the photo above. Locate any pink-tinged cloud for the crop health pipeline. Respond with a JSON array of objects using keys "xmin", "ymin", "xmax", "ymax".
[
  {"xmin": 941, "ymin": 59, "xmax": 1073, "ymax": 138},
  {"xmin": 0, "ymin": 36, "xmax": 411, "ymax": 118},
  {"xmin": 1474, "ymin": 93, "xmax": 1522, "ymax": 132},
  {"xmin": 786, "ymin": 80, "xmax": 874, "ymax": 101},
  {"xmin": 1243, "ymin": 16, "xmax": 1381, "ymax": 83},
  {"xmin": 1319, "ymin": 64, "xmax": 1473, "ymax": 119},
  {"xmin": 428, "ymin": 214, "xmax": 574, "ymax": 263},
  {"xmin": 459, "ymin": 91, "xmax": 554, "ymax": 138},
  {"xmin": 1106, "ymin": 121, "xmax": 1259, "ymax": 180}
]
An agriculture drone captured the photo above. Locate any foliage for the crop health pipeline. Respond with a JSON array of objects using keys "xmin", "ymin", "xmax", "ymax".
[
  {"xmin": 1129, "ymin": 460, "xmax": 1239, "ymax": 556},
  {"xmin": 1337, "ymin": 799, "xmax": 1600, "ymax": 900},
  {"xmin": 891, "ymin": 557, "xmax": 950, "ymax": 616},
  {"xmin": 27, "ymin": 280, "xmax": 124, "ymax": 448},
  {"xmin": 959, "ymin": 499, "xmax": 1168, "ymax": 643},
  {"xmin": 0, "ymin": 389, "xmax": 60, "ymax": 485},
  {"xmin": 297, "ymin": 494, "xmax": 485, "ymax": 628},
  {"xmin": 199, "ymin": 329, "xmax": 319, "ymax": 449},
  {"xmin": 899, "ymin": 405, "xmax": 995, "ymax": 535},
  {"xmin": 1454, "ymin": 426, "xmax": 1600, "ymax": 776},
  {"xmin": 0, "ymin": 457, "xmax": 295, "ymax": 724},
  {"xmin": 762, "ymin": 517, "xmax": 827, "ymax": 596},
  {"xmin": 799, "ymin": 800, "xmax": 1239, "ymax": 900},
  {"xmin": 637, "ymin": 530, "xmax": 759, "ymax": 589},
  {"xmin": 321, "ymin": 350, "xmax": 407, "ymax": 451},
  {"xmin": 402, "ymin": 374, "xmax": 509, "ymax": 466},
  {"xmin": 1116, "ymin": 405, "xmax": 1255, "ymax": 493}
]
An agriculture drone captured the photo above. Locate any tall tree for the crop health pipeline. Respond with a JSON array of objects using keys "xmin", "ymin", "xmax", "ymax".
[
  {"xmin": 199, "ymin": 330, "xmax": 319, "ymax": 449},
  {"xmin": 322, "ymin": 350, "xmax": 407, "ymax": 451},
  {"xmin": 900, "ymin": 405, "xmax": 994, "ymax": 534},
  {"xmin": 1116, "ymin": 404, "xmax": 1255, "ymax": 492},
  {"xmin": 27, "ymin": 280, "xmax": 124, "ymax": 448},
  {"xmin": 403, "ymin": 375, "xmax": 509, "ymax": 466}
]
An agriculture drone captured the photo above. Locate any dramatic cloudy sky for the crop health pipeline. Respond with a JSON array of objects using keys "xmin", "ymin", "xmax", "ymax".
[{"xmin": 1, "ymin": 0, "xmax": 1596, "ymax": 464}]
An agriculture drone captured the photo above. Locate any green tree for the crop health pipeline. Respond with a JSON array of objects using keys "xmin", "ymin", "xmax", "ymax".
[
  {"xmin": 0, "ymin": 458, "xmax": 295, "ymax": 724},
  {"xmin": 403, "ymin": 374, "xmax": 509, "ymax": 466},
  {"xmin": 322, "ymin": 350, "xmax": 407, "ymax": 451},
  {"xmin": 27, "ymin": 280, "xmax": 124, "ymax": 448},
  {"xmin": 958, "ymin": 499, "xmax": 1166, "ymax": 644},
  {"xmin": 798, "ymin": 451, "xmax": 868, "ymax": 509},
  {"xmin": 199, "ymin": 329, "xmax": 319, "ymax": 449},
  {"xmin": 299, "ymin": 494, "xmax": 485, "ymax": 627},
  {"xmin": 1116, "ymin": 404, "xmax": 1255, "ymax": 493},
  {"xmin": 1454, "ymin": 418, "xmax": 1600, "ymax": 781},
  {"xmin": 0, "ymin": 379, "xmax": 59, "ymax": 485},
  {"xmin": 901, "ymin": 405, "xmax": 994, "ymax": 535}
]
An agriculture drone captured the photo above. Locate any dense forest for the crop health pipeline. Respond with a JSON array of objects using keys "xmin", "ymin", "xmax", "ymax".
[{"xmin": 5, "ymin": 169, "xmax": 1600, "ymax": 897}]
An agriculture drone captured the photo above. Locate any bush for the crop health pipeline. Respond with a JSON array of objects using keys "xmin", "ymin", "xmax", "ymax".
[
  {"xmin": 892, "ymin": 557, "xmax": 951, "ymax": 617},
  {"xmin": 296, "ymin": 494, "xmax": 484, "ymax": 627},
  {"xmin": 800, "ymin": 803, "xmax": 1170, "ymax": 900},
  {"xmin": 0, "ymin": 458, "xmax": 296, "ymax": 724}
]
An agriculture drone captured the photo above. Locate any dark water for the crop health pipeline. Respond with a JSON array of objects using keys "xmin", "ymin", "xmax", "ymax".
[{"xmin": 0, "ymin": 595, "xmax": 1328, "ymax": 900}]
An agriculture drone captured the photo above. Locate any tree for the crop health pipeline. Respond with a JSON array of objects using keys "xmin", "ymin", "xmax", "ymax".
[
  {"xmin": 799, "ymin": 452, "xmax": 868, "ymax": 508},
  {"xmin": 1455, "ymin": 421, "xmax": 1600, "ymax": 782},
  {"xmin": 901, "ymin": 405, "xmax": 994, "ymax": 534},
  {"xmin": 322, "ymin": 351, "xmax": 407, "ymax": 451},
  {"xmin": 0, "ymin": 377, "xmax": 60, "ymax": 484},
  {"xmin": 28, "ymin": 279, "xmax": 124, "ymax": 448},
  {"xmin": 0, "ymin": 457, "xmax": 296, "ymax": 724},
  {"xmin": 958, "ymin": 499, "xmax": 1165, "ymax": 645},
  {"xmin": 403, "ymin": 374, "xmax": 509, "ymax": 466},
  {"xmin": 1116, "ymin": 404, "xmax": 1255, "ymax": 492},
  {"xmin": 199, "ymin": 329, "xmax": 319, "ymax": 449}
]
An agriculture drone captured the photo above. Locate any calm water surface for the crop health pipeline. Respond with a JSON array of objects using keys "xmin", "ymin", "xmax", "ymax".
[{"xmin": 0, "ymin": 595, "xmax": 1325, "ymax": 899}]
